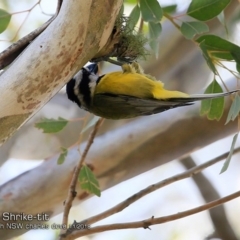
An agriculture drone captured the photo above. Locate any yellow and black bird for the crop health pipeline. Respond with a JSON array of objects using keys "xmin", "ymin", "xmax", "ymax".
[{"xmin": 66, "ymin": 62, "xmax": 237, "ymax": 119}]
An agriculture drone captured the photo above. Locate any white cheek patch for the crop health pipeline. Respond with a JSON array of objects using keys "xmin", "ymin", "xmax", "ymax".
[
  {"xmin": 89, "ymin": 74, "xmax": 98, "ymax": 97},
  {"xmin": 73, "ymin": 71, "xmax": 83, "ymax": 96},
  {"xmin": 73, "ymin": 71, "xmax": 85, "ymax": 106}
]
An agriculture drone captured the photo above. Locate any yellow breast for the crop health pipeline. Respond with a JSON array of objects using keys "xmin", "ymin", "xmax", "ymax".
[{"xmin": 95, "ymin": 71, "xmax": 189, "ymax": 99}]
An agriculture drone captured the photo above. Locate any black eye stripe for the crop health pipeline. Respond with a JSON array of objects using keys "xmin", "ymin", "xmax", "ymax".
[{"xmin": 66, "ymin": 78, "xmax": 81, "ymax": 107}]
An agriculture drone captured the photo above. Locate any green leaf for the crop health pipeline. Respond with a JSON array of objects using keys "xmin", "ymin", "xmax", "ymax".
[
  {"xmin": 128, "ymin": 5, "xmax": 140, "ymax": 30},
  {"xmin": 217, "ymin": 11, "xmax": 225, "ymax": 26},
  {"xmin": 148, "ymin": 21, "xmax": 161, "ymax": 56},
  {"xmin": 187, "ymin": 0, "xmax": 231, "ymax": 21},
  {"xmin": 231, "ymin": 51, "xmax": 240, "ymax": 65},
  {"xmin": 139, "ymin": 0, "xmax": 162, "ymax": 22},
  {"xmin": 181, "ymin": 21, "xmax": 209, "ymax": 39},
  {"xmin": 232, "ymin": 52, "xmax": 240, "ymax": 73},
  {"xmin": 196, "ymin": 35, "xmax": 240, "ymax": 61},
  {"xmin": 162, "ymin": 5, "xmax": 177, "ymax": 14},
  {"xmin": 217, "ymin": 11, "xmax": 228, "ymax": 35},
  {"xmin": 225, "ymin": 94, "xmax": 240, "ymax": 124},
  {"xmin": 220, "ymin": 133, "xmax": 238, "ymax": 174},
  {"xmin": 0, "ymin": 9, "xmax": 11, "ymax": 33},
  {"xmin": 200, "ymin": 79, "xmax": 224, "ymax": 120},
  {"xmin": 81, "ymin": 116, "xmax": 100, "ymax": 134},
  {"xmin": 79, "ymin": 165, "xmax": 101, "ymax": 197},
  {"xmin": 35, "ymin": 117, "xmax": 68, "ymax": 133},
  {"xmin": 57, "ymin": 147, "xmax": 68, "ymax": 165},
  {"xmin": 199, "ymin": 40, "xmax": 217, "ymax": 74},
  {"xmin": 236, "ymin": 63, "xmax": 240, "ymax": 73},
  {"xmin": 125, "ymin": 0, "xmax": 137, "ymax": 4},
  {"xmin": 118, "ymin": 4, "xmax": 124, "ymax": 17}
]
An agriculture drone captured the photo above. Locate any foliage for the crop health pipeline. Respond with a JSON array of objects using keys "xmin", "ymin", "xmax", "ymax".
[
  {"xmin": 57, "ymin": 147, "xmax": 68, "ymax": 165},
  {"xmin": 35, "ymin": 117, "xmax": 68, "ymax": 133},
  {"xmin": 79, "ymin": 165, "xmax": 101, "ymax": 197},
  {"xmin": 126, "ymin": 0, "xmax": 240, "ymax": 127},
  {"xmin": 0, "ymin": 9, "xmax": 11, "ymax": 33},
  {"xmin": 200, "ymin": 79, "xmax": 224, "ymax": 121},
  {"xmin": 220, "ymin": 133, "xmax": 238, "ymax": 174}
]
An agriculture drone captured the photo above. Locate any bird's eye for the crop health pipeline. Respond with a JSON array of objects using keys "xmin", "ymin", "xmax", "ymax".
[{"xmin": 82, "ymin": 68, "xmax": 89, "ymax": 73}]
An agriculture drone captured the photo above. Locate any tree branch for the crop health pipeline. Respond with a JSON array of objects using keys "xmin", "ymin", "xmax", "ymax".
[
  {"xmin": 66, "ymin": 190, "xmax": 240, "ymax": 239},
  {"xmin": 61, "ymin": 118, "xmax": 104, "ymax": 234},
  {"xmin": 67, "ymin": 147, "xmax": 240, "ymax": 231}
]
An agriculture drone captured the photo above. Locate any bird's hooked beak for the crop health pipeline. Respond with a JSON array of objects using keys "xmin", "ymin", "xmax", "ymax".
[{"xmin": 86, "ymin": 63, "xmax": 98, "ymax": 75}]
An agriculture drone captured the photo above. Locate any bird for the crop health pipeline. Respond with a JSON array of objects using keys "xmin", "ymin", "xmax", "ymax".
[{"xmin": 66, "ymin": 62, "xmax": 237, "ymax": 119}]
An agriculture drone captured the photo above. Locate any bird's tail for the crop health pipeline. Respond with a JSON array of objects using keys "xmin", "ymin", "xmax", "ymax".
[{"xmin": 170, "ymin": 89, "xmax": 239, "ymax": 102}]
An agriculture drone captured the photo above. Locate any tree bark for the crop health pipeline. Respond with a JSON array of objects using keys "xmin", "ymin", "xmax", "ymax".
[{"xmin": 0, "ymin": 0, "xmax": 123, "ymax": 146}]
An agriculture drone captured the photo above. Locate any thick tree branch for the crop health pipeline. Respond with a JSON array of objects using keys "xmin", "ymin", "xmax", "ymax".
[{"xmin": 0, "ymin": 0, "xmax": 123, "ymax": 146}]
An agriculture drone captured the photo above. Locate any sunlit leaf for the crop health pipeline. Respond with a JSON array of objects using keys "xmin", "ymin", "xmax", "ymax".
[
  {"xmin": 199, "ymin": 41, "xmax": 217, "ymax": 74},
  {"xmin": 148, "ymin": 21, "xmax": 161, "ymax": 57},
  {"xmin": 81, "ymin": 116, "xmax": 100, "ymax": 134},
  {"xmin": 187, "ymin": 0, "xmax": 231, "ymax": 21},
  {"xmin": 217, "ymin": 11, "xmax": 225, "ymax": 25},
  {"xmin": 181, "ymin": 21, "xmax": 209, "ymax": 39},
  {"xmin": 125, "ymin": 0, "xmax": 137, "ymax": 4},
  {"xmin": 118, "ymin": 4, "xmax": 124, "ymax": 16},
  {"xmin": 196, "ymin": 35, "xmax": 240, "ymax": 62},
  {"xmin": 139, "ymin": 0, "xmax": 162, "ymax": 22},
  {"xmin": 128, "ymin": 5, "xmax": 140, "ymax": 30},
  {"xmin": 0, "ymin": 9, "xmax": 11, "ymax": 33},
  {"xmin": 200, "ymin": 79, "xmax": 224, "ymax": 120},
  {"xmin": 162, "ymin": 5, "xmax": 177, "ymax": 14},
  {"xmin": 35, "ymin": 117, "xmax": 68, "ymax": 133},
  {"xmin": 57, "ymin": 147, "xmax": 68, "ymax": 165},
  {"xmin": 220, "ymin": 133, "xmax": 238, "ymax": 174},
  {"xmin": 79, "ymin": 165, "xmax": 101, "ymax": 197},
  {"xmin": 225, "ymin": 94, "xmax": 240, "ymax": 124}
]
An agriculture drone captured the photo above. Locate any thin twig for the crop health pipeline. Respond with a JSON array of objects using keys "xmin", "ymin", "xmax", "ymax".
[
  {"xmin": 0, "ymin": 0, "xmax": 41, "ymax": 43},
  {"xmin": 72, "ymin": 146, "xmax": 240, "ymax": 227},
  {"xmin": 66, "ymin": 190, "xmax": 240, "ymax": 239},
  {"xmin": 61, "ymin": 118, "xmax": 104, "ymax": 235},
  {"xmin": 163, "ymin": 12, "xmax": 181, "ymax": 30},
  {"xmin": 56, "ymin": 0, "xmax": 63, "ymax": 14},
  {"xmin": 0, "ymin": 0, "xmax": 62, "ymax": 69}
]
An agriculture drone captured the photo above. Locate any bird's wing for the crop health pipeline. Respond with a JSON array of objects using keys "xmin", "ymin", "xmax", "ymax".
[
  {"xmin": 93, "ymin": 93, "xmax": 193, "ymax": 119},
  {"xmin": 93, "ymin": 90, "xmax": 239, "ymax": 119}
]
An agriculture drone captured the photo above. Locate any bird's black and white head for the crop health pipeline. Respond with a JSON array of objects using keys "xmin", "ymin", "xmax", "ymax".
[{"xmin": 66, "ymin": 63, "xmax": 99, "ymax": 110}]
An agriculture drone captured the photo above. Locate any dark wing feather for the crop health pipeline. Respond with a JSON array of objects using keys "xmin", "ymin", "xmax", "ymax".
[
  {"xmin": 93, "ymin": 94, "xmax": 193, "ymax": 119},
  {"xmin": 92, "ymin": 90, "xmax": 239, "ymax": 119}
]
